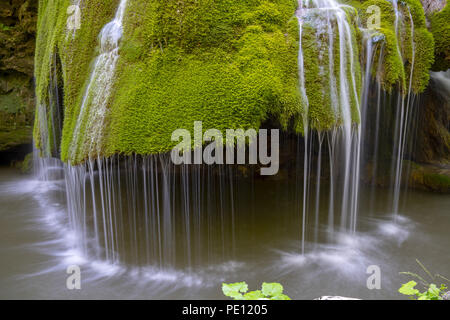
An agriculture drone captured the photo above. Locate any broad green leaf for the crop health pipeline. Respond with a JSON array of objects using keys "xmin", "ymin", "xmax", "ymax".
[
  {"xmin": 399, "ymin": 281, "xmax": 419, "ymax": 296},
  {"xmin": 261, "ymin": 282, "xmax": 284, "ymax": 297},
  {"xmin": 243, "ymin": 290, "xmax": 265, "ymax": 300},
  {"xmin": 222, "ymin": 282, "xmax": 248, "ymax": 299}
]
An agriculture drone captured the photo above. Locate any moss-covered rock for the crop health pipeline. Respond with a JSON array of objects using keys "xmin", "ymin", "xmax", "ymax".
[
  {"xmin": 33, "ymin": 0, "xmax": 439, "ymax": 163},
  {"xmin": 15, "ymin": 151, "xmax": 33, "ymax": 173},
  {"xmin": 428, "ymin": 2, "xmax": 450, "ymax": 71},
  {"xmin": 409, "ymin": 163, "xmax": 450, "ymax": 193},
  {"xmin": 34, "ymin": 0, "xmax": 304, "ymax": 163},
  {"xmin": 358, "ymin": 0, "xmax": 434, "ymax": 93}
]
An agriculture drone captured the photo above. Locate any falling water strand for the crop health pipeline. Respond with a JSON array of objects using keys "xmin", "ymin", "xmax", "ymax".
[
  {"xmin": 296, "ymin": 0, "xmax": 364, "ymax": 251},
  {"xmin": 392, "ymin": 4, "xmax": 416, "ymax": 217},
  {"xmin": 69, "ymin": 0, "xmax": 128, "ymax": 162},
  {"xmin": 296, "ymin": 1, "xmax": 310, "ymax": 255},
  {"xmin": 314, "ymin": 132, "xmax": 324, "ymax": 245}
]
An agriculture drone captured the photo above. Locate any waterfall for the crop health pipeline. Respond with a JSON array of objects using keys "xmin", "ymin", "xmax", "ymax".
[
  {"xmin": 292, "ymin": 0, "xmax": 422, "ymax": 254},
  {"xmin": 295, "ymin": 0, "xmax": 366, "ymax": 253},
  {"xmin": 31, "ymin": 0, "xmax": 429, "ymax": 273},
  {"xmin": 69, "ymin": 0, "xmax": 128, "ymax": 163},
  {"xmin": 62, "ymin": 154, "xmax": 243, "ymax": 269},
  {"xmin": 430, "ymin": 70, "xmax": 450, "ymax": 101}
]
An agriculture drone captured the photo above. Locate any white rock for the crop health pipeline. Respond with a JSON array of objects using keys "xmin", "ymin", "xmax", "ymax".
[{"xmin": 315, "ymin": 296, "xmax": 361, "ymax": 300}]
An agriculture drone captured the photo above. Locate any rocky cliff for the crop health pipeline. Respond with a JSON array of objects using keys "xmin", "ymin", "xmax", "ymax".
[{"xmin": 0, "ymin": 0, "xmax": 36, "ymax": 157}]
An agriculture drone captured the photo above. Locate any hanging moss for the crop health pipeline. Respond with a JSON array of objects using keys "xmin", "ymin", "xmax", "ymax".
[
  {"xmin": 38, "ymin": 0, "xmax": 376, "ymax": 162},
  {"xmin": 300, "ymin": 23, "xmax": 334, "ymax": 131},
  {"xmin": 33, "ymin": 0, "xmax": 439, "ymax": 163},
  {"xmin": 428, "ymin": 2, "xmax": 450, "ymax": 71},
  {"xmin": 347, "ymin": 10, "xmax": 362, "ymax": 124},
  {"xmin": 411, "ymin": 27, "xmax": 435, "ymax": 93},
  {"xmin": 360, "ymin": 0, "xmax": 405, "ymax": 92},
  {"xmin": 34, "ymin": 0, "xmax": 119, "ymax": 157},
  {"xmin": 54, "ymin": 0, "xmax": 303, "ymax": 163},
  {"xmin": 403, "ymin": 0, "xmax": 435, "ymax": 93},
  {"xmin": 358, "ymin": 0, "xmax": 434, "ymax": 93}
]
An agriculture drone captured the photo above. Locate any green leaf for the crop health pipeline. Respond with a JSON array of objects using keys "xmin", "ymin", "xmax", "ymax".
[
  {"xmin": 222, "ymin": 282, "xmax": 249, "ymax": 300},
  {"xmin": 243, "ymin": 290, "xmax": 265, "ymax": 300},
  {"xmin": 427, "ymin": 284, "xmax": 441, "ymax": 298},
  {"xmin": 399, "ymin": 281, "xmax": 420, "ymax": 296},
  {"xmin": 261, "ymin": 282, "xmax": 284, "ymax": 297}
]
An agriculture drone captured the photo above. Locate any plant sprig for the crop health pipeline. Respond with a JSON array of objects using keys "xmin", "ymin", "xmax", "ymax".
[{"xmin": 398, "ymin": 259, "xmax": 449, "ymax": 300}]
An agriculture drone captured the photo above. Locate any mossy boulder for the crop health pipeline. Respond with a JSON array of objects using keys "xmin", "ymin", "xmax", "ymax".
[
  {"xmin": 33, "ymin": 0, "xmax": 439, "ymax": 164},
  {"xmin": 409, "ymin": 163, "xmax": 450, "ymax": 193},
  {"xmin": 34, "ymin": 0, "xmax": 304, "ymax": 164},
  {"xmin": 358, "ymin": 0, "xmax": 434, "ymax": 93}
]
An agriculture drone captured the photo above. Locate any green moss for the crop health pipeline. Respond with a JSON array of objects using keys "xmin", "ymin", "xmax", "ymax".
[
  {"xmin": 423, "ymin": 173, "xmax": 450, "ymax": 193},
  {"xmin": 34, "ymin": 0, "xmax": 119, "ymax": 158},
  {"xmin": 297, "ymin": 4, "xmax": 362, "ymax": 130},
  {"xmin": 54, "ymin": 0, "xmax": 303, "ymax": 163},
  {"xmin": 0, "ymin": 126, "xmax": 32, "ymax": 151},
  {"xmin": 402, "ymin": 0, "xmax": 427, "ymax": 28},
  {"xmin": 411, "ymin": 27, "xmax": 434, "ymax": 93},
  {"xmin": 20, "ymin": 152, "xmax": 34, "ymax": 173},
  {"xmin": 428, "ymin": 2, "xmax": 450, "ymax": 71},
  {"xmin": 32, "ymin": 0, "xmax": 439, "ymax": 163},
  {"xmin": 402, "ymin": 0, "xmax": 435, "ymax": 93},
  {"xmin": 359, "ymin": 0, "xmax": 434, "ymax": 93},
  {"xmin": 347, "ymin": 11, "xmax": 362, "ymax": 123},
  {"xmin": 100, "ymin": 0, "xmax": 300, "ymax": 159},
  {"xmin": 0, "ymin": 92, "xmax": 24, "ymax": 114},
  {"xmin": 0, "ymin": 74, "xmax": 34, "ymax": 150},
  {"xmin": 300, "ymin": 23, "xmax": 335, "ymax": 131},
  {"xmin": 360, "ymin": 0, "xmax": 405, "ymax": 92}
]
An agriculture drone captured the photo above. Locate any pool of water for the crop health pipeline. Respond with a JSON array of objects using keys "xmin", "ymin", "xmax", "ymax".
[{"xmin": 0, "ymin": 166, "xmax": 449, "ymax": 299}]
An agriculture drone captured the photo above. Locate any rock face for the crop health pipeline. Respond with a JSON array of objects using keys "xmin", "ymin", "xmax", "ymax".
[
  {"xmin": 414, "ymin": 71, "xmax": 450, "ymax": 165},
  {"xmin": 0, "ymin": 0, "xmax": 36, "ymax": 154},
  {"xmin": 406, "ymin": 70, "xmax": 450, "ymax": 193},
  {"xmin": 420, "ymin": 0, "xmax": 446, "ymax": 15}
]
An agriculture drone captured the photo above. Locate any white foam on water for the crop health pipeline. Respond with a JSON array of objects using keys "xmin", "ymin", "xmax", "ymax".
[{"xmin": 277, "ymin": 214, "xmax": 415, "ymax": 278}]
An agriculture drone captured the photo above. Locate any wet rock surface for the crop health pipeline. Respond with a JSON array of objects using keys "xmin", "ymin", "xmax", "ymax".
[{"xmin": 420, "ymin": 0, "xmax": 447, "ymax": 15}]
